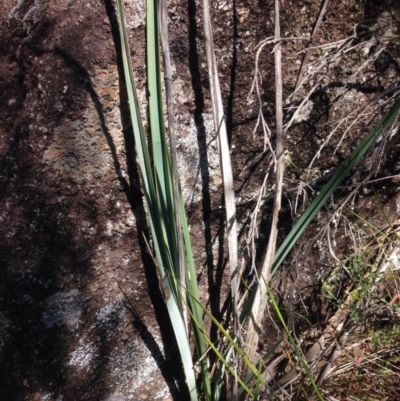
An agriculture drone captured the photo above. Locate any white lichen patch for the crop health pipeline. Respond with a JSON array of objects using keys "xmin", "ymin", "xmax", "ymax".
[
  {"xmin": 123, "ymin": 0, "xmax": 145, "ymax": 30},
  {"xmin": 154, "ymin": 386, "xmax": 171, "ymax": 400},
  {"xmin": 292, "ymin": 99, "xmax": 314, "ymax": 123},
  {"xmin": 89, "ymin": 300, "xmax": 171, "ymax": 399},
  {"xmin": 108, "ymin": 338, "xmax": 168, "ymax": 397},
  {"xmin": 95, "ymin": 297, "xmax": 124, "ymax": 324},
  {"xmin": 176, "ymin": 113, "xmax": 222, "ymax": 204},
  {"xmin": 67, "ymin": 343, "xmax": 98, "ymax": 370},
  {"xmin": 39, "ymin": 392, "xmax": 63, "ymax": 401},
  {"xmin": 9, "ymin": 0, "xmax": 49, "ymax": 34},
  {"xmin": 103, "ymin": 393, "xmax": 125, "ymax": 401}
]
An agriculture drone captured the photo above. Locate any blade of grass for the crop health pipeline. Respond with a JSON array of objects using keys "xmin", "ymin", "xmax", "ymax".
[
  {"xmin": 180, "ymin": 194, "xmax": 212, "ymax": 400},
  {"xmin": 228, "ymin": 100, "xmax": 400, "ymax": 398},
  {"xmin": 153, "ymin": 2, "xmax": 212, "ymax": 397},
  {"xmin": 235, "ymin": 339, "xmax": 282, "ymax": 401},
  {"xmin": 158, "ymin": 0, "xmax": 187, "ymax": 333},
  {"xmin": 148, "ymin": 0, "xmax": 201, "ymax": 397},
  {"xmin": 200, "ymin": 331, "xmax": 254, "ymax": 399},
  {"xmin": 253, "ymin": 360, "xmax": 263, "ymax": 401},
  {"xmin": 184, "ymin": 281, "xmax": 263, "ymax": 381},
  {"xmin": 266, "ymin": 285, "xmax": 325, "ymax": 401},
  {"xmin": 272, "ymin": 99, "xmax": 400, "ymax": 275},
  {"xmin": 371, "ymin": 185, "xmax": 400, "ymax": 242},
  {"xmin": 146, "ymin": 0, "xmax": 178, "ymax": 297},
  {"xmin": 158, "ymin": 259, "xmax": 256, "ymax": 400}
]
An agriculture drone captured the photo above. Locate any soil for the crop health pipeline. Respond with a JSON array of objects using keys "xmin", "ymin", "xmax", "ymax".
[{"xmin": 1, "ymin": 0, "xmax": 399, "ymax": 400}]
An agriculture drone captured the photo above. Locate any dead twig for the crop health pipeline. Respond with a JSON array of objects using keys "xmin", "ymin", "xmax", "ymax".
[
  {"xmin": 294, "ymin": 0, "xmax": 330, "ymax": 92},
  {"xmin": 245, "ymin": 0, "xmax": 285, "ymax": 369}
]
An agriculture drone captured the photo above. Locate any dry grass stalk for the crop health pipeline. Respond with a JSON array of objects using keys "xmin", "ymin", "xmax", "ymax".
[
  {"xmin": 245, "ymin": 0, "xmax": 285, "ymax": 369},
  {"xmin": 238, "ymin": 163, "xmax": 273, "ymax": 312},
  {"xmin": 202, "ymin": 0, "xmax": 239, "ymax": 329},
  {"xmin": 277, "ymin": 239, "xmax": 400, "ymax": 390},
  {"xmin": 294, "ymin": 0, "xmax": 330, "ymax": 92},
  {"xmin": 248, "ymin": 36, "xmax": 309, "ymax": 155},
  {"xmin": 241, "ymin": 9, "xmax": 400, "ymax": 400},
  {"xmin": 287, "ymin": 27, "xmax": 393, "ymax": 171}
]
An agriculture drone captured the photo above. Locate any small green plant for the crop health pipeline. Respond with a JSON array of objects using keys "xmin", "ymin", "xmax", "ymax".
[
  {"xmin": 370, "ymin": 324, "xmax": 400, "ymax": 348},
  {"xmin": 115, "ymin": 0, "xmax": 400, "ymax": 399},
  {"xmin": 321, "ymin": 280, "xmax": 339, "ymax": 304}
]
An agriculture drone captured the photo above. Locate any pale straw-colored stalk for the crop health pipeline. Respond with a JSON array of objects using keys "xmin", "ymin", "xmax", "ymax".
[
  {"xmin": 202, "ymin": 0, "xmax": 240, "ymax": 330},
  {"xmin": 244, "ymin": 0, "xmax": 285, "ymax": 369}
]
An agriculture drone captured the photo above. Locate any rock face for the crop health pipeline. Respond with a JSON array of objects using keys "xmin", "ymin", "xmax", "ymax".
[
  {"xmin": 1, "ymin": 0, "xmax": 189, "ymax": 400},
  {"xmin": 42, "ymin": 66, "xmax": 125, "ymax": 185},
  {"xmin": 2, "ymin": 0, "xmax": 399, "ymax": 399}
]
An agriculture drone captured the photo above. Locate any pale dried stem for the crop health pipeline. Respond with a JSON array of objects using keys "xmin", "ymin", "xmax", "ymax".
[
  {"xmin": 290, "ymin": 38, "xmax": 388, "ymax": 169},
  {"xmin": 284, "ymin": 80, "xmax": 323, "ymax": 133},
  {"xmin": 249, "ymin": 47, "xmax": 275, "ymax": 157},
  {"xmin": 285, "ymin": 29, "xmax": 388, "ymax": 148},
  {"xmin": 276, "ymin": 240, "xmax": 400, "ymax": 389},
  {"xmin": 350, "ymin": 173, "xmax": 400, "ymax": 186},
  {"xmin": 202, "ymin": 0, "xmax": 239, "ymax": 330},
  {"xmin": 316, "ymin": 320, "xmax": 354, "ymax": 386},
  {"xmin": 294, "ymin": 0, "xmax": 330, "ymax": 92},
  {"xmin": 254, "ymin": 36, "xmax": 311, "ymax": 51},
  {"xmin": 245, "ymin": 0, "xmax": 285, "ymax": 369},
  {"xmin": 308, "ymin": 105, "xmax": 371, "ymax": 169},
  {"xmin": 248, "ymin": 35, "xmax": 321, "ymax": 155},
  {"xmin": 331, "ymin": 348, "xmax": 399, "ymax": 377},
  {"xmin": 288, "ymin": 36, "xmax": 356, "ymax": 101},
  {"xmin": 285, "ymin": 40, "xmax": 368, "ymax": 125},
  {"xmin": 296, "ymin": 36, "xmax": 353, "ymax": 53},
  {"xmin": 333, "ymin": 111, "xmax": 372, "ymax": 156},
  {"xmin": 238, "ymin": 164, "xmax": 273, "ymax": 310}
]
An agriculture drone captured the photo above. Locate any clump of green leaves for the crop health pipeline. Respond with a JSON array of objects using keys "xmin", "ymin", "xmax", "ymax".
[{"xmin": 115, "ymin": 0, "xmax": 400, "ymax": 399}]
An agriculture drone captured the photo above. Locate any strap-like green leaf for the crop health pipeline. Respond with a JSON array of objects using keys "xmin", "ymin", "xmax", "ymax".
[
  {"xmin": 273, "ymin": 99, "xmax": 400, "ymax": 274},
  {"xmin": 116, "ymin": 1, "xmax": 200, "ymax": 399}
]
